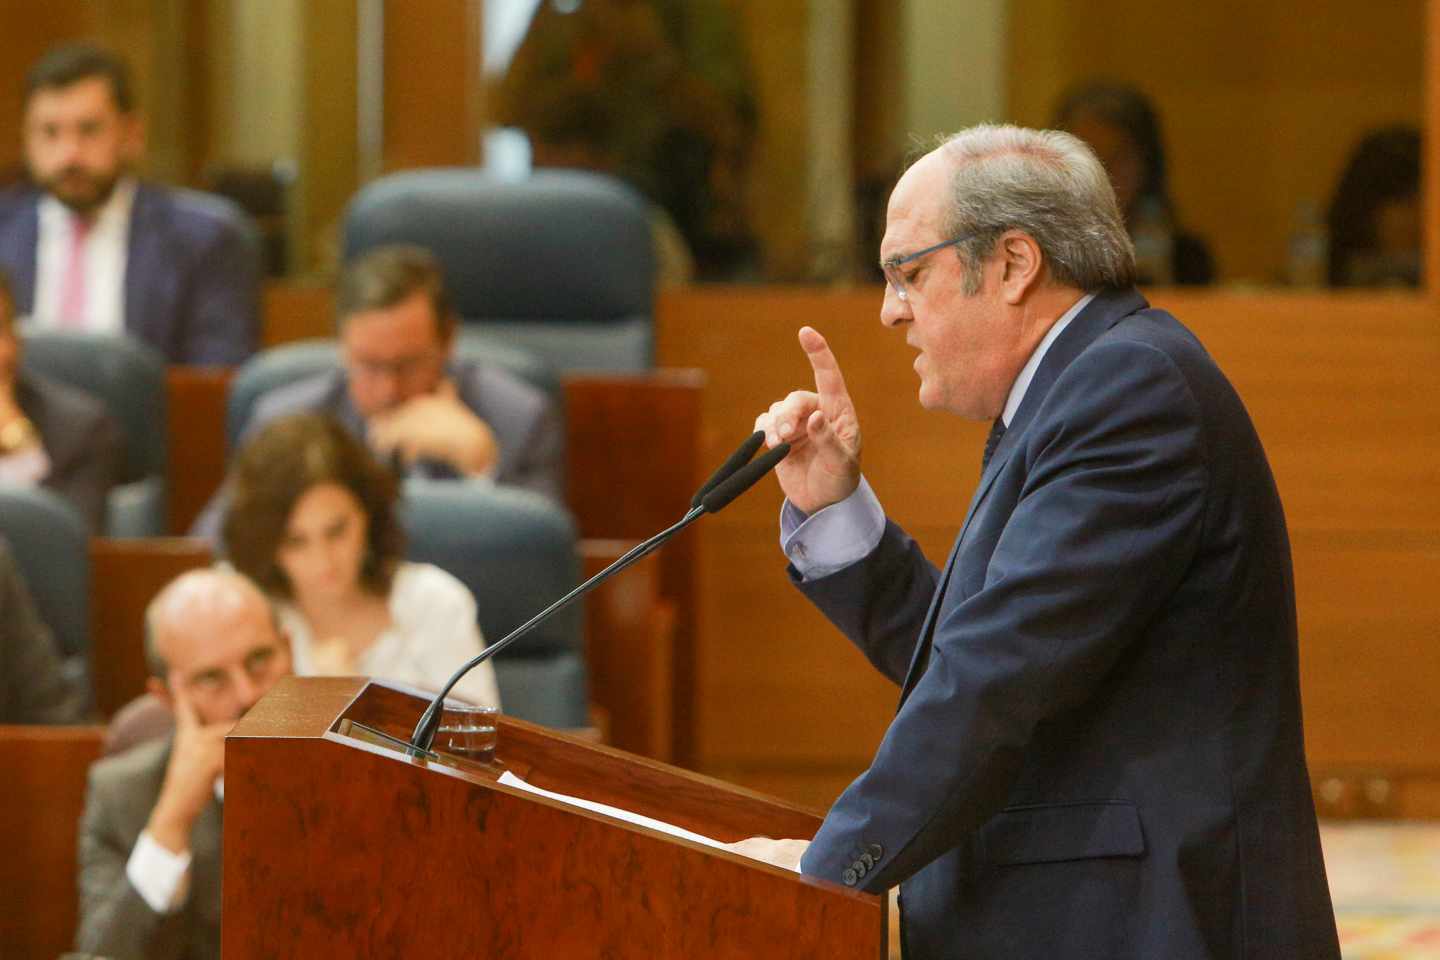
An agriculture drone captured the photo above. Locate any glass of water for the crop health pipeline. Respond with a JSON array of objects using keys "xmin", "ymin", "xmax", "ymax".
[{"xmin": 436, "ymin": 703, "xmax": 499, "ymax": 764}]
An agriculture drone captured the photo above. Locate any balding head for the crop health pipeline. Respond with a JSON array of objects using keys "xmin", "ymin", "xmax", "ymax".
[{"xmin": 144, "ymin": 567, "xmax": 291, "ymax": 725}]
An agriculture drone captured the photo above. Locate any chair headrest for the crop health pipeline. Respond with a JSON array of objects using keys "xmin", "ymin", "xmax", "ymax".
[
  {"xmin": 399, "ymin": 481, "xmax": 580, "ymax": 659},
  {"xmin": 0, "ymin": 487, "xmax": 89, "ymax": 657},
  {"xmin": 17, "ymin": 329, "xmax": 167, "ymax": 482},
  {"xmin": 342, "ymin": 168, "xmax": 655, "ymax": 323}
]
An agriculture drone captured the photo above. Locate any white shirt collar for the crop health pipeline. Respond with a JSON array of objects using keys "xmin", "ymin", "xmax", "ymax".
[
  {"xmin": 1000, "ymin": 291, "xmax": 1096, "ymax": 427},
  {"xmin": 33, "ymin": 177, "xmax": 136, "ymax": 334}
]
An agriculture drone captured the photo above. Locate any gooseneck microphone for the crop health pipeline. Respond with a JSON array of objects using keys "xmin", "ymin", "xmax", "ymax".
[
  {"xmin": 408, "ymin": 433, "xmax": 791, "ymax": 752},
  {"xmin": 690, "ymin": 430, "xmax": 765, "ymax": 508}
]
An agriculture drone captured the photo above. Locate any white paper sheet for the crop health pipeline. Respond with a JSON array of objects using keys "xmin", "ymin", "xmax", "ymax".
[{"xmin": 497, "ymin": 770, "xmax": 728, "ymax": 850}]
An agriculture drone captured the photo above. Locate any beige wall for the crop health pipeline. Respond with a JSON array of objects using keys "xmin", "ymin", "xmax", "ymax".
[
  {"xmin": 211, "ymin": 0, "xmax": 303, "ymax": 169},
  {"xmin": 733, "ymin": 1, "xmax": 813, "ymax": 279},
  {"xmin": 903, "ymin": 0, "xmax": 1007, "ymax": 141}
]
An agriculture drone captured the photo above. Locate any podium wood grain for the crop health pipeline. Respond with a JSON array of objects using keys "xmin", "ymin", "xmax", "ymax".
[{"xmin": 224, "ymin": 677, "xmax": 883, "ymax": 958}]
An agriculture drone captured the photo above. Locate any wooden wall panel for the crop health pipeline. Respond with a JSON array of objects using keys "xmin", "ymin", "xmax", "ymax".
[
  {"xmin": 381, "ymin": 0, "xmax": 479, "ymax": 171},
  {"xmin": 261, "ymin": 280, "xmax": 334, "ymax": 347},
  {"xmin": 0, "ymin": 3, "xmax": 100, "ymax": 178},
  {"xmin": 657, "ymin": 286, "xmax": 1440, "ymax": 805}
]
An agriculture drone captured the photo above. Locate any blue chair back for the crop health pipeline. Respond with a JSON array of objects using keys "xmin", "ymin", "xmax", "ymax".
[
  {"xmin": 399, "ymin": 480, "xmax": 587, "ymax": 729},
  {"xmin": 0, "ymin": 486, "xmax": 89, "ymax": 658},
  {"xmin": 343, "ymin": 168, "xmax": 655, "ymax": 372},
  {"xmin": 18, "ymin": 330, "xmax": 168, "ymax": 536}
]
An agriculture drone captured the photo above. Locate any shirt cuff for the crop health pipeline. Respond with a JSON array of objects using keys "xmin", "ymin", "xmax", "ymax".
[
  {"xmin": 779, "ymin": 476, "xmax": 885, "ymax": 580},
  {"xmin": 126, "ymin": 830, "xmax": 193, "ymax": 915}
]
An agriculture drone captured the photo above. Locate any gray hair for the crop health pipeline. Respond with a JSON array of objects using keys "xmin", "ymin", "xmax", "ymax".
[{"xmin": 934, "ymin": 124, "xmax": 1136, "ymax": 293}]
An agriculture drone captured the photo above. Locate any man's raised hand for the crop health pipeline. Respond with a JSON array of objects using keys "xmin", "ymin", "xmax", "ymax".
[
  {"xmin": 755, "ymin": 327, "xmax": 862, "ymax": 514},
  {"xmin": 146, "ymin": 683, "xmax": 229, "ymax": 855}
]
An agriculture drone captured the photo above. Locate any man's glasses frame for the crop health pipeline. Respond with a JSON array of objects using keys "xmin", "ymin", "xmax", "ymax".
[{"xmin": 881, "ymin": 234, "xmax": 973, "ymax": 302}]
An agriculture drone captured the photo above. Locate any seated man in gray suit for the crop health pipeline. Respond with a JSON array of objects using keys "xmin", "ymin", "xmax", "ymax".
[
  {"xmin": 76, "ymin": 568, "xmax": 292, "ymax": 960},
  {"xmin": 1, "ymin": 264, "xmax": 121, "ymax": 531},
  {"xmin": 0, "ymin": 43, "xmax": 259, "ymax": 366},
  {"xmin": 0, "ymin": 537, "xmax": 84, "ymax": 723},
  {"xmin": 192, "ymin": 244, "xmax": 564, "ymax": 538}
]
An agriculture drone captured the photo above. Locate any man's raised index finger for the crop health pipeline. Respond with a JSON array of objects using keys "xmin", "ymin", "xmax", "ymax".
[{"xmin": 797, "ymin": 326, "xmax": 850, "ymax": 406}]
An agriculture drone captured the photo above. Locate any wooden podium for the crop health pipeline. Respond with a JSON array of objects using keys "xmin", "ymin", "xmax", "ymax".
[{"xmin": 223, "ymin": 677, "xmax": 885, "ymax": 958}]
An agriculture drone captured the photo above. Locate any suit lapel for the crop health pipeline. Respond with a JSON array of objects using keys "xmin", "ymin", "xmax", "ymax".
[
  {"xmin": 895, "ymin": 288, "xmax": 1150, "ymax": 704},
  {"xmin": 124, "ymin": 184, "xmax": 163, "ymax": 346}
]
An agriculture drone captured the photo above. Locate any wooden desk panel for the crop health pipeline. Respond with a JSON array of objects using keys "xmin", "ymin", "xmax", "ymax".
[
  {"xmin": 166, "ymin": 366, "xmax": 233, "ymax": 535},
  {"xmin": 90, "ymin": 538, "xmax": 214, "ymax": 717},
  {"xmin": 0, "ymin": 725, "xmax": 106, "ymax": 960}
]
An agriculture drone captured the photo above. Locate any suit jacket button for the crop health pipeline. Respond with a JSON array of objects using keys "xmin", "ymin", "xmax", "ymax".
[
  {"xmin": 855, "ymin": 861, "xmax": 868, "ymax": 878},
  {"xmin": 842, "ymin": 868, "xmax": 858, "ymax": 886},
  {"xmin": 861, "ymin": 853, "xmax": 875, "ymax": 870},
  {"xmin": 867, "ymin": 843, "xmax": 884, "ymax": 859}
]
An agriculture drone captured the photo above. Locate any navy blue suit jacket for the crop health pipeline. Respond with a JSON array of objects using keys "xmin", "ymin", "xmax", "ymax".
[
  {"xmin": 796, "ymin": 289, "xmax": 1339, "ymax": 959},
  {"xmin": 0, "ymin": 183, "xmax": 260, "ymax": 365}
]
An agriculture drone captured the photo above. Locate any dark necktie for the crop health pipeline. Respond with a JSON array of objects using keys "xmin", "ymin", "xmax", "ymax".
[{"xmin": 981, "ymin": 418, "xmax": 1006, "ymax": 470}]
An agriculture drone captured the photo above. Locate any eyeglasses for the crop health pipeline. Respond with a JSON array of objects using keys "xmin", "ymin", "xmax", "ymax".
[{"xmin": 881, "ymin": 235, "xmax": 972, "ymax": 302}]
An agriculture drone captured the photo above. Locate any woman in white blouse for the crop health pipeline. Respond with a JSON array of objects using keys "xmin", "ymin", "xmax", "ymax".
[{"xmin": 221, "ymin": 412, "xmax": 499, "ymax": 707}]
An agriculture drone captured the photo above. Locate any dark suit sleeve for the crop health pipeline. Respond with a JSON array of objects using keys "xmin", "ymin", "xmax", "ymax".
[
  {"xmin": 504, "ymin": 391, "xmax": 566, "ymax": 505},
  {"xmin": 801, "ymin": 339, "xmax": 1210, "ymax": 891},
  {"xmin": 176, "ymin": 215, "xmax": 261, "ymax": 366},
  {"xmin": 793, "ymin": 520, "xmax": 941, "ymax": 686},
  {"xmin": 75, "ymin": 765, "xmax": 190, "ymax": 960},
  {"xmin": 0, "ymin": 547, "xmax": 83, "ymax": 723}
]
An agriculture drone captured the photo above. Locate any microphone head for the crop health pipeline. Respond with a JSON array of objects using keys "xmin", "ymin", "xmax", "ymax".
[
  {"xmin": 691, "ymin": 430, "xmax": 765, "ymax": 508},
  {"xmin": 701, "ymin": 442, "xmax": 790, "ymax": 513}
]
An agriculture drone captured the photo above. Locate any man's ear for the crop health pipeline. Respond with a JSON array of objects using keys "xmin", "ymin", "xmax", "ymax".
[
  {"xmin": 998, "ymin": 231, "xmax": 1045, "ymax": 305},
  {"xmin": 146, "ymin": 675, "xmax": 173, "ymax": 711}
]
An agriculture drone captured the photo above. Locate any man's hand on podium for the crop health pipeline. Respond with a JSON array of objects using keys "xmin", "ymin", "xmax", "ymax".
[{"xmin": 722, "ymin": 837, "xmax": 810, "ymax": 872}]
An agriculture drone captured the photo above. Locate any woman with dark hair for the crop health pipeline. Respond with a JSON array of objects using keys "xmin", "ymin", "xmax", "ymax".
[
  {"xmin": 1053, "ymin": 81, "xmax": 1215, "ymax": 285},
  {"xmin": 1326, "ymin": 126, "xmax": 1421, "ymax": 287},
  {"xmin": 222, "ymin": 413, "xmax": 499, "ymax": 707}
]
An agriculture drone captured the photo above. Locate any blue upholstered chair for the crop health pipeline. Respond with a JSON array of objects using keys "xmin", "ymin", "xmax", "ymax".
[
  {"xmin": 223, "ymin": 333, "xmax": 557, "ymax": 449},
  {"xmin": 342, "ymin": 168, "xmax": 655, "ymax": 372},
  {"xmin": 400, "ymin": 479, "xmax": 588, "ymax": 729},
  {"xmin": 19, "ymin": 330, "xmax": 168, "ymax": 537},
  {"xmin": 0, "ymin": 486, "xmax": 91, "ymax": 693}
]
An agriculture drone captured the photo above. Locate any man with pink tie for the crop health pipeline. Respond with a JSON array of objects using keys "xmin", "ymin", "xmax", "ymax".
[{"xmin": 0, "ymin": 44, "xmax": 260, "ymax": 366}]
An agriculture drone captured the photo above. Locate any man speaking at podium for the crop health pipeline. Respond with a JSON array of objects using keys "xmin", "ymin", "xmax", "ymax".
[{"xmin": 744, "ymin": 126, "xmax": 1340, "ymax": 958}]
